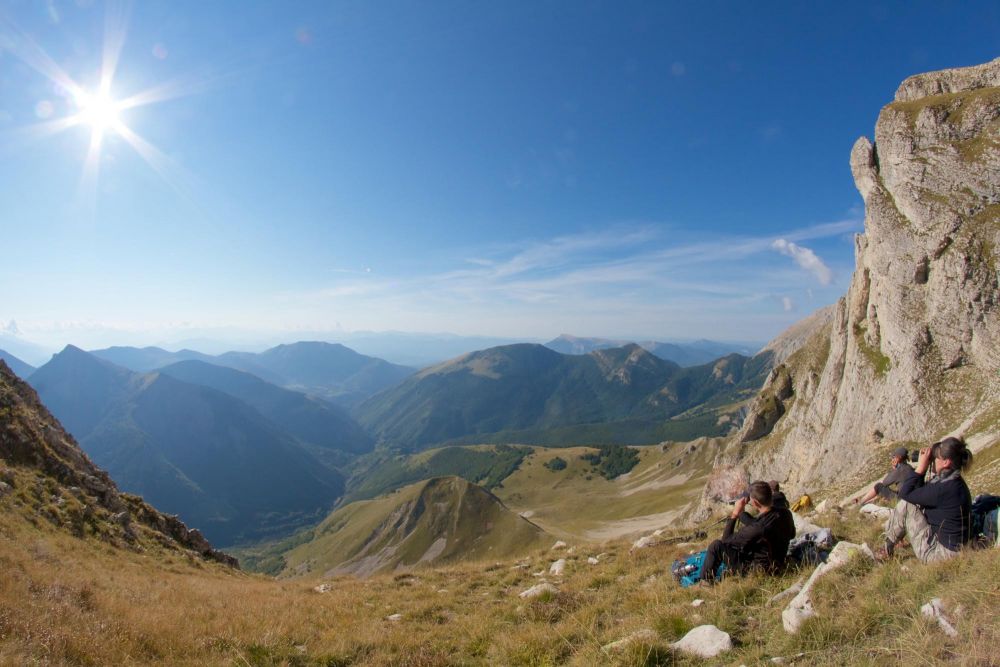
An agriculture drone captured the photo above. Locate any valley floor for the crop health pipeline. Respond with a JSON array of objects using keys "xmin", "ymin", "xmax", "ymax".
[{"xmin": 2, "ymin": 505, "xmax": 998, "ymax": 666}]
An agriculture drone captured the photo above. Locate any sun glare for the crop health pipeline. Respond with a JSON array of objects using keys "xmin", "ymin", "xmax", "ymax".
[{"xmin": 74, "ymin": 90, "xmax": 122, "ymax": 133}]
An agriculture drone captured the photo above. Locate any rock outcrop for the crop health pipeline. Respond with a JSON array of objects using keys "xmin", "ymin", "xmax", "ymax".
[
  {"xmin": 0, "ymin": 360, "xmax": 237, "ymax": 567},
  {"xmin": 733, "ymin": 58, "xmax": 1000, "ymax": 490}
]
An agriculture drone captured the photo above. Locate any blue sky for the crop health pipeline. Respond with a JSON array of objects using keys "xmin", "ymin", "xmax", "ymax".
[{"xmin": 1, "ymin": 1, "xmax": 998, "ymax": 352}]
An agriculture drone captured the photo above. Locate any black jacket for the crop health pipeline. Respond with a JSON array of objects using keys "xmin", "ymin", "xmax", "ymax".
[
  {"xmin": 725, "ymin": 505, "xmax": 796, "ymax": 570},
  {"xmin": 898, "ymin": 467, "xmax": 972, "ymax": 551}
]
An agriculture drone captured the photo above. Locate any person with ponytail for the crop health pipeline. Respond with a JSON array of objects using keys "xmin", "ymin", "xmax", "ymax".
[{"xmin": 879, "ymin": 437, "xmax": 973, "ymax": 563}]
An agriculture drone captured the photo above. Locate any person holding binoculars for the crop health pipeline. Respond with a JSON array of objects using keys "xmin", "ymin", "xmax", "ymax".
[{"xmin": 878, "ymin": 437, "xmax": 973, "ymax": 563}]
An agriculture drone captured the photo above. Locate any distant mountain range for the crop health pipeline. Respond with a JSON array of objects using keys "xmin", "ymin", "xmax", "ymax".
[
  {"xmin": 91, "ymin": 341, "xmax": 415, "ymax": 406},
  {"xmin": 0, "ymin": 348, "xmax": 35, "ymax": 379},
  {"xmin": 544, "ymin": 334, "xmax": 760, "ymax": 367},
  {"xmin": 29, "ymin": 346, "xmax": 347, "ymax": 546},
  {"xmin": 357, "ymin": 343, "xmax": 770, "ymax": 451}
]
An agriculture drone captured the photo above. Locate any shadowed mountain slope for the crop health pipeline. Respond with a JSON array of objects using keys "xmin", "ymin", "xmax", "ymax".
[
  {"xmin": 277, "ymin": 476, "xmax": 549, "ymax": 577},
  {"xmin": 158, "ymin": 360, "xmax": 373, "ymax": 459},
  {"xmin": 0, "ymin": 348, "xmax": 35, "ymax": 379},
  {"xmin": 0, "ymin": 359, "xmax": 236, "ymax": 565},
  {"xmin": 29, "ymin": 346, "xmax": 344, "ymax": 546},
  {"xmin": 356, "ymin": 343, "xmax": 770, "ymax": 450}
]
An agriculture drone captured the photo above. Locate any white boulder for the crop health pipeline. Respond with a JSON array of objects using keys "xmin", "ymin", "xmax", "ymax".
[
  {"xmin": 551, "ymin": 540, "xmax": 568, "ymax": 550},
  {"xmin": 519, "ymin": 583, "xmax": 558, "ymax": 599},
  {"xmin": 549, "ymin": 559, "xmax": 566, "ymax": 576},
  {"xmin": 631, "ymin": 535, "xmax": 658, "ymax": 550},
  {"xmin": 670, "ymin": 625, "xmax": 733, "ymax": 658}
]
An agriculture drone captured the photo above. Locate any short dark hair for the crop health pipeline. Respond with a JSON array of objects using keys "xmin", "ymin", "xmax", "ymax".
[
  {"xmin": 750, "ymin": 481, "xmax": 773, "ymax": 508},
  {"xmin": 768, "ymin": 480, "xmax": 780, "ymax": 493},
  {"xmin": 936, "ymin": 437, "xmax": 973, "ymax": 471}
]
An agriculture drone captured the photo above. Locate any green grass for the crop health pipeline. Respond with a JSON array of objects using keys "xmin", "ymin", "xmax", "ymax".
[
  {"xmin": 853, "ymin": 322, "xmax": 891, "ymax": 376},
  {"xmin": 344, "ymin": 444, "xmax": 531, "ymax": 502}
]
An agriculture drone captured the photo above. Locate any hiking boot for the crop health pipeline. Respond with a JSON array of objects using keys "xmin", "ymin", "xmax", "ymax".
[{"xmin": 874, "ymin": 539, "xmax": 895, "ymax": 563}]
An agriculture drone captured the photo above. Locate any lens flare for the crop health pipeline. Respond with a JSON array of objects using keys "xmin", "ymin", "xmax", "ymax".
[{"xmin": 74, "ymin": 90, "xmax": 122, "ymax": 132}]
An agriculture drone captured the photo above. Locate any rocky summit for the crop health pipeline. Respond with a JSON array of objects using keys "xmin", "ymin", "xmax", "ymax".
[{"xmin": 732, "ymin": 58, "xmax": 1000, "ymax": 490}]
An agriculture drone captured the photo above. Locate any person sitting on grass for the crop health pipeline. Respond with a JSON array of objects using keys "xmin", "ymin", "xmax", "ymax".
[
  {"xmin": 879, "ymin": 437, "xmax": 972, "ymax": 563},
  {"xmin": 699, "ymin": 480, "xmax": 796, "ymax": 584},
  {"xmin": 853, "ymin": 446, "xmax": 913, "ymax": 506}
]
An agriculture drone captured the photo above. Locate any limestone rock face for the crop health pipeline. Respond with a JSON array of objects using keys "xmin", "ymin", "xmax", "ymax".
[{"xmin": 735, "ymin": 58, "xmax": 1000, "ymax": 490}]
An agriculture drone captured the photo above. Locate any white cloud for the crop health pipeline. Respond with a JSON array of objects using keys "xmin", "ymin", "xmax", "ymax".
[
  {"xmin": 771, "ymin": 239, "xmax": 833, "ymax": 285},
  {"xmin": 782, "ymin": 296, "xmax": 794, "ymax": 312}
]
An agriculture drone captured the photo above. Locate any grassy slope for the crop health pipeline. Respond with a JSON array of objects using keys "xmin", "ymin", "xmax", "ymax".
[
  {"xmin": 3, "ymin": 491, "xmax": 999, "ymax": 666},
  {"xmin": 494, "ymin": 442, "xmax": 719, "ymax": 541},
  {"xmin": 279, "ymin": 476, "xmax": 549, "ymax": 578}
]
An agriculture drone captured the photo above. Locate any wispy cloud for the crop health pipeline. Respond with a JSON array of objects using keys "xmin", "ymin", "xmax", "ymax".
[
  {"xmin": 771, "ymin": 238, "xmax": 834, "ymax": 285},
  {"xmin": 269, "ymin": 219, "xmax": 858, "ymax": 340}
]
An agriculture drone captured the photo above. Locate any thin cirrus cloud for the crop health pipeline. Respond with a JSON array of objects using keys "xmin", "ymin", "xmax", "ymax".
[
  {"xmin": 273, "ymin": 219, "xmax": 859, "ymax": 338},
  {"xmin": 770, "ymin": 238, "xmax": 834, "ymax": 285}
]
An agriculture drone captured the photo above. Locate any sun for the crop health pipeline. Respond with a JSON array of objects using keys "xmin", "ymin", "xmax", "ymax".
[{"xmin": 73, "ymin": 89, "xmax": 123, "ymax": 134}]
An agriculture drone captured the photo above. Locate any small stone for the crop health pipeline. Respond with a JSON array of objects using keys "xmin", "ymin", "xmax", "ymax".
[
  {"xmin": 921, "ymin": 598, "xmax": 958, "ymax": 638},
  {"xmin": 691, "ymin": 598, "xmax": 704, "ymax": 607},
  {"xmin": 551, "ymin": 540, "xmax": 568, "ymax": 550},
  {"xmin": 386, "ymin": 613, "xmax": 403, "ymax": 622},
  {"xmin": 313, "ymin": 583, "xmax": 333, "ymax": 593},
  {"xmin": 549, "ymin": 559, "xmax": 566, "ymax": 576},
  {"xmin": 587, "ymin": 556, "xmax": 600, "ymax": 565},
  {"xmin": 519, "ymin": 583, "xmax": 558, "ymax": 599}
]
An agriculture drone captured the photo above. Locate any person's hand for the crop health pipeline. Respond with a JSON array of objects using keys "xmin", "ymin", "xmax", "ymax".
[
  {"xmin": 917, "ymin": 446, "xmax": 933, "ymax": 474},
  {"xmin": 731, "ymin": 495, "xmax": 748, "ymax": 518}
]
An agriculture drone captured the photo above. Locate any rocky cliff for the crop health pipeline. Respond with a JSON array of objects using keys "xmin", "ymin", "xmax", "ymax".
[
  {"xmin": 0, "ymin": 360, "xmax": 237, "ymax": 566},
  {"xmin": 732, "ymin": 58, "xmax": 1000, "ymax": 491}
]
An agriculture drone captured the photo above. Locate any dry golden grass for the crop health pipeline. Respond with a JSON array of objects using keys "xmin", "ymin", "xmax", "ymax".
[{"xmin": 2, "ymin": 502, "xmax": 999, "ymax": 666}]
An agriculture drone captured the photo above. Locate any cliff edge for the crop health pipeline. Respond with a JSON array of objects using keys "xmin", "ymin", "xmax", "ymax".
[{"xmin": 733, "ymin": 58, "xmax": 1000, "ymax": 490}]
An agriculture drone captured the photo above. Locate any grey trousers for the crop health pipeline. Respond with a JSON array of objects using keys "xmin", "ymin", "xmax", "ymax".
[{"xmin": 884, "ymin": 500, "xmax": 958, "ymax": 564}]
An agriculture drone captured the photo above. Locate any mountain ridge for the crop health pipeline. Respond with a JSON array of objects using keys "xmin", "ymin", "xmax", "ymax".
[
  {"xmin": 29, "ymin": 346, "xmax": 345, "ymax": 546},
  {"xmin": 357, "ymin": 342, "xmax": 770, "ymax": 450}
]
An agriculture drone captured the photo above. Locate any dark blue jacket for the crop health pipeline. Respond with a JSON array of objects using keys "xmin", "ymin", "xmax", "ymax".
[{"xmin": 898, "ymin": 467, "xmax": 972, "ymax": 551}]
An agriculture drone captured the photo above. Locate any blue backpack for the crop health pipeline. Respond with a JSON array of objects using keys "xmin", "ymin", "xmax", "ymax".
[{"xmin": 671, "ymin": 550, "xmax": 726, "ymax": 587}]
